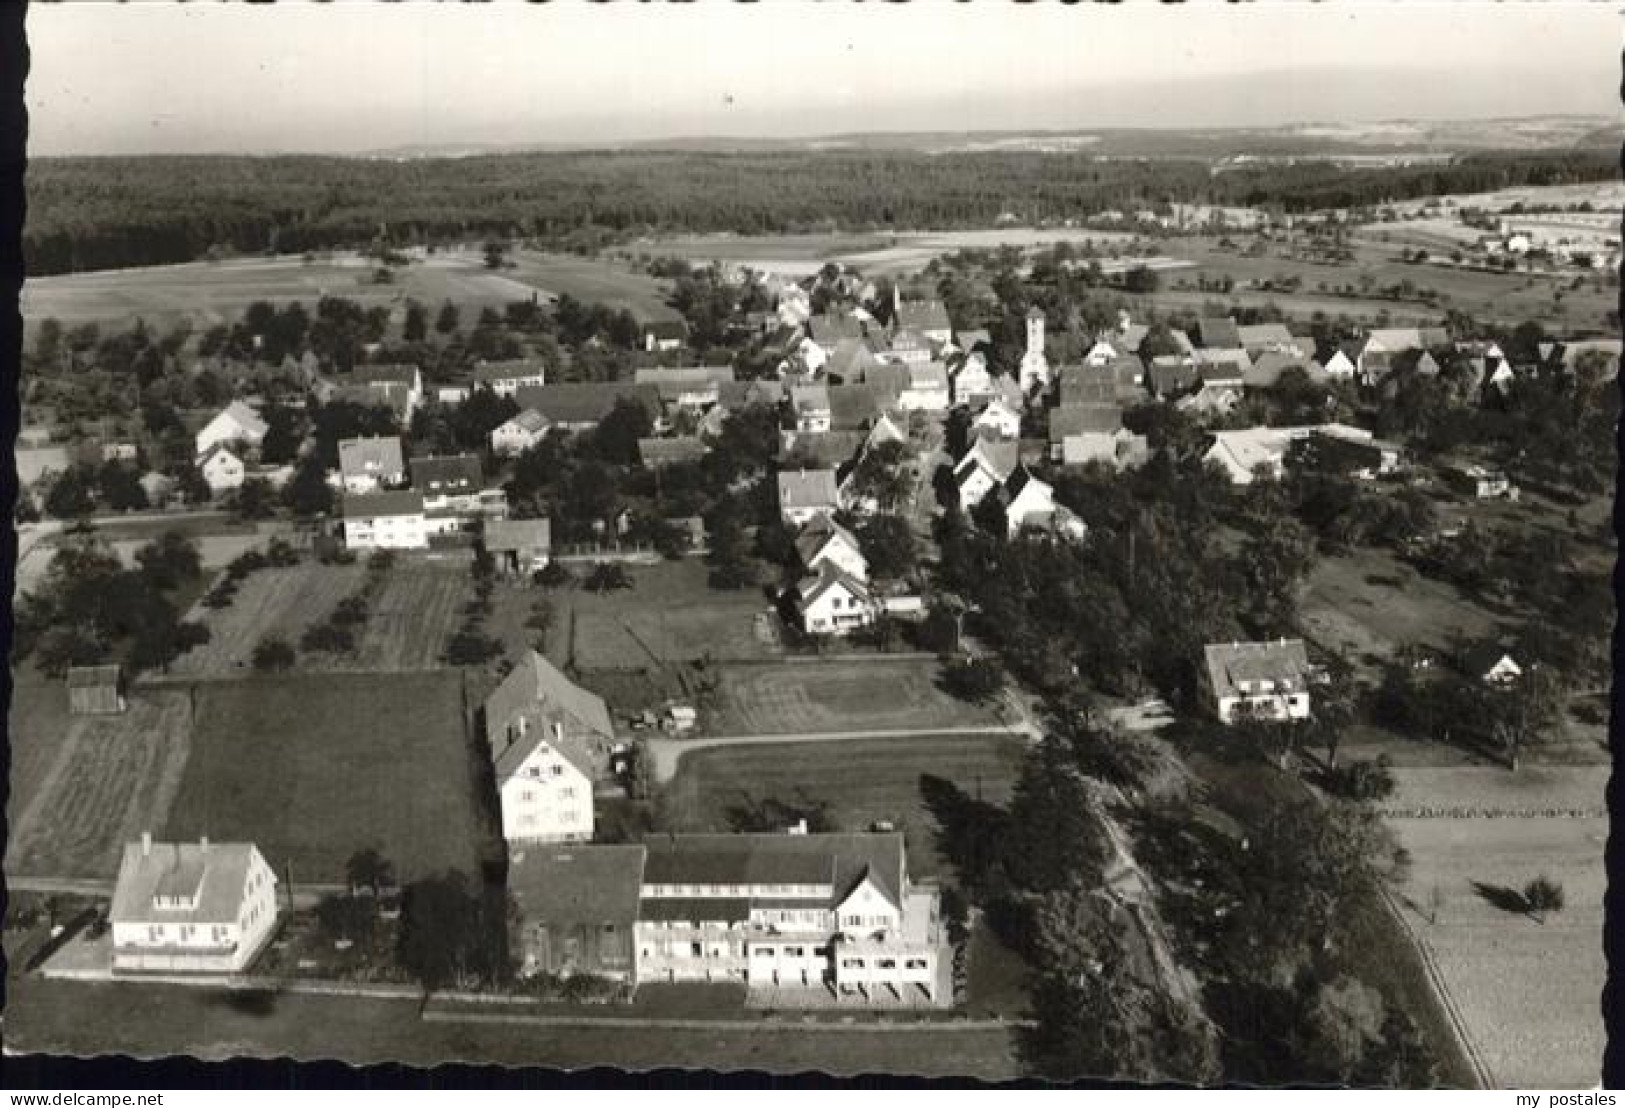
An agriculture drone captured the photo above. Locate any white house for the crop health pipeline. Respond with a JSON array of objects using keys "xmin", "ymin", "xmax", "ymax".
[
  {"xmin": 1003, "ymin": 467, "xmax": 1087, "ymax": 541},
  {"xmin": 777, "ymin": 468, "xmax": 841, "ymax": 527},
  {"xmin": 485, "ymin": 651, "xmax": 615, "ymax": 843},
  {"xmin": 973, "ymin": 396, "xmax": 1023, "ymax": 440},
  {"xmin": 473, "ymin": 359, "xmax": 547, "ymax": 397},
  {"xmin": 950, "ymin": 351, "xmax": 997, "ymax": 408},
  {"xmin": 795, "ymin": 515, "xmax": 868, "ymax": 582},
  {"xmin": 194, "ymin": 401, "xmax": 268, "ymax": 460},
  {"xmin": 795, "ymin": 565, "xmax": 876, "ymax": 635},
  {"xmin": 1204, "ymin": 639, "xmax": 1314, "ymax": 724},
  {"xmin": 110, "ymin": 834, "xmax": 279, "ymax": 974},
  {"xmin": 491, "ymin": 409, "xmax": 552, "ymax": 457},
  {"xmin": 952, "ymin": 438, "xmax": 1020, "ymax": 509},
  {"xmin": 635, "ymin": 832, "xmax": 940, "ymax": 1002},
  {"xmin": 341, "ymin": 489, "xmax": 428, "ymax": 550},
  {"xmin": 1321, "ymin": 348, "xmax": 1358, "ymax": 382},
  {"xmin": 899, "ymin": 362, "xmax": 950, "ymax": 413},
  {"xmin": 336, "ymin": 436, "xmax": 406, "ymax": 494},
  {"xmin": 198, "ymin": 444, "xmax": 246, "ymax": 494},
  {"xmin": 350, "ymin": 363, "xmax": 424, "ymax": 419}
]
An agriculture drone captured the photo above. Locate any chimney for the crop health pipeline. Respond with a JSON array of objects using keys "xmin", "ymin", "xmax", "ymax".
[{"xmin": 141, "ymin": 831, "xmax": 152, "ymax": 857}]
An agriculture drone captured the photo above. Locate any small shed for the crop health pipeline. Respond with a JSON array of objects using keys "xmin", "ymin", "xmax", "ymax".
[
  {"xmin": 486, "ymin": 518, "xmax": 553, "ymax": 577},
  {"xmin": 68, "ymin": 665, "xmax": 126, "ymax": 715}
]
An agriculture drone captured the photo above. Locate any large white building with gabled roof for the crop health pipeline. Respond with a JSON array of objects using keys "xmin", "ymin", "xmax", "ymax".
[{"xmin": 110, "ymin": 834, "xmax": 280, "ymax": 974}]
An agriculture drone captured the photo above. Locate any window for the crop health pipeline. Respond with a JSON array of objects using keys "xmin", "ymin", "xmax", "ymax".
[
  {"xmin": 905, "ymin": 958, "xmax": 928, "ymax": 970},
  {"xmin": 560, "ymin": 787, "xmax": 575, "ymax": 799},
  {"xmin": 550, "ymin": 764, "xmax": 564, "ymax": 777},
  {"xmin": 877, "ymin": 959, "xmax": 896, "ymax": 969},
  {"xmin": 148, "ymin": 925, "xmax": 163, "ymax": 943}
]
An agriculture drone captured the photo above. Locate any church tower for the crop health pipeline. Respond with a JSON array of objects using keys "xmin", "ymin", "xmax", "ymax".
[{"xmin": 1018, "ymin": 306, "xmax": 1051, "ymax": 398}]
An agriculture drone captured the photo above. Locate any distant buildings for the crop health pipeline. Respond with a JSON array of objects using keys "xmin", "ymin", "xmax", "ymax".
[
  {"xmin": 67, "ymin": 665, "xmax": 125, "ymax": 715},
  {"xmin": 195, "ymin": 401, "xmax": 267, "ymax": 461}
]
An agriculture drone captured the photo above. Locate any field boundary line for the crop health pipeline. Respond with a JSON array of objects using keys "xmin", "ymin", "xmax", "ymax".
[
  {"xmin": 423, "ymin": 1008, "xmax": 1032, "ymax": 1032},
  {"xmin": 1376, "ymin": 884, "xmax": 1495, "ymax": 1090},
  {"xmin": 653, "ymin": 726, "xmax": 1032, "ymax": 782}
]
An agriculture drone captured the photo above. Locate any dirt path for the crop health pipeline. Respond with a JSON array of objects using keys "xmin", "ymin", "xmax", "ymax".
[{"xmin": 648, "ymin": 723, "xmax": 1037, "ymax": 782}]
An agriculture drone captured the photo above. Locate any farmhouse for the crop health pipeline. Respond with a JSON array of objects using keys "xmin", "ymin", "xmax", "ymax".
[
  {"xmin": 895, "ymin": 299, "xmax": 953, "ymax": 345},
  {"xmin": 948, "ymin": 350, "xmax": 996, "ymax": 407},
  {"xmin": 1204, "ymin": 424, "xmax": 1398, "ymax": 485},
  {"xmin": 643, "ymin": 319, "xmax": 690, "ymax": 352},
  {"xmin": 1204, "ymin": 638, "xmax": 1314, "ymax": 724},
  {"xmin": 806, "ymin": 312, "xmax": 867, "ymax": 357},
  {"xmin": 513, "ymin": 383, "xmax": 660, "ymax": 434},
  {"xmin": 638, "ymin": 436, "xmax": 709, "ymax": 469},
  {"xmin": 1195, "ymin": 317, "xmax": 1243, "ymax": 350},
  {"xmin": 349, "ymin": 363, "xmax": 424, "ymax": 420},
  {"xmin": 829, "ymin": 383, "xmax": 903, "ymax": 432},
  {"xmin": 199, "ymin": 444, "xmax": 247, "ymax": 494},
  {"xmin": 790, "ymin": 385, "xmax": 834, "ymax": 433},
  {"xmin": 1050, "ymin": 405, "xmax": 1147, "ymax": 468},
  {"xmin": 973, "ymin": 396, "xmax": 1023, "ymax": 440},
  {"xmin": 485, "ymin": 651, "xmax": 615, "ymax": 844},
  {"xmin": 796, "ymin": 565, "xmax": 877, "ymax": 635},
  {"xmin": 509, "ymin": 844, "xmax": 646, "ymax": 981},
  {"xmin": 826, "ymin": 337, "xmax": 886, "ymax": 384},
  {"xmin": 337, "ymin": 436, "xmax": 406, "ymax": 494},
  {"xmin": 67, "ymin": 664, "xmax": 125, "ymax": 715},
  {"xmin": 341, "ymin": 489, "xmax": 428, "ymax": 550},
  {"xmin": 953, "ymin": 437, "xmax": 1020, "ymax": 509},
  {"xmin": 899, "ymin": 362, "xmax": 951, "ymax": 413},
  {"xmin": 1004, "ymin": 467, "xmax": 1087, "ymax": 541},
  {"xmin": 779, "ymin": 430, "xmax": 868, "ymax": 472},
  {"xmin": 1246, "ymin": 351, "xmax": 1327, "ymax": 390},
  {"xmin": 195, "ymin": 400, "xmax": 267, "ymax": 460},
  {"xmin": 795, "ymin": 515, "xmax": 868, "ymax": 583},
  {"xmin": 330, "ymin": 383, "xmax": 413, "ymax": 425},
  {"xmin": 884, "ymin": 329, "xmax": 935, "ymax": 367},
  {"xmin": 1463, "ymin": 643, "xmax": 1523, "ymax": 687},
  {"xmin": 1147, "ymin": 355, "xmax": 1201, "ymax": 398},
  {"xmin": 635, "ymin": 831, "xmax": 941, "ymax": 1001},
  {"xmin": 635, "ymin": 366, "xmax": 735, "ymax": 410},
  {"xmin": 1447, "ymin": 464, "xmax": 1518, "ymax": 501},
  {"xmin": 777, "ymin": 468, "xmax": 841, "ymax": 527},
  {"xmin": 485, "ymin": 518, "xmax": 552, "ymax": 576},
  {"xmin": 473, "ymin": 359, "xmax": 547, "ymax": 397},
  {"xmin": 410, "ymin": 454, "xmax": 483, "ymax": 512},
  {"xmin": 110, "ymin": 834, "xmax": 280, "ymax": 974},
  {"xmin": 1237, "ymin": 323, "xmax": 1306, "ymax": 358},
  {"xmin": 492, "ymin": 409, "xmax": 552, "ymax": 457}
]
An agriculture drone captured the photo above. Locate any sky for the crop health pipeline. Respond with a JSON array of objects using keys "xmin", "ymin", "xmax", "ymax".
[{"xmin": 24, "ymin": 1, "xmax": 1625, "ymax": 156}]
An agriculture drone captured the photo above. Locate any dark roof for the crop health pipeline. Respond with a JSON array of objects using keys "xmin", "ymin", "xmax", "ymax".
[
  {"xmin": 638, "ymin": 897, "xmax": 753, "ymax": 923},
  {"xmin": 1050, "ymin": 404, "xmax": 1124, "ymax": 440},
  {"xmin": 473, "ymin": 359, "xmax": 547, "ymax": 385},
  {"xmin": 807, "ymin": 313, "xmax": 866, "ymax": 344},
  {"xmin": 896, "ymin": 300, "xmax": 952, "ymax": 334},
  {"xmin": 644, "ymin": 319, "xmax": 690, "ymax": 341},
  {"xmin": 508, "ymin": 844, "xmax": 646, "ymax": 928},
  {"xmin": 1147, "ymin": 358, "xmax": 1200, "ymax": 395},
  {"xmin": 828, "ymin": 384, "xmax": 898, "ymax": 431},
  {"xmin": 67, "ymin": 664, "xmax": 122, "ymax": 689},
  {"xmin": 484, "ymin": 518, "xmax": 552, "ymax": 554},
  {"xmin": 351, "ymin": 363, "xmax": 419, "ymax": 388},
  {"xmin": 717, "ymin": 379, "xmax": 786, "ymax": 410},
  {"xmin": 1196, "ymin": 318, "xmax": 1243, "ymax": 350},
  {"xmin": 486, "ymin": 650, "xmax": 613, "ymax": 780},
  {"xmin": 410, "ymin": 454, "xmax": 482, "ymax": 492},
  {"xmin": 638, "ymin": 436, "xmax": 709, "ymax": 468},
  {"xmin": 1057, "ymin": 365, "xmax": 1118, "ymax": 406},
  {"xmin": 1204, "ymin": 639, "xmax": 1311, "ymax": 701},
  {"xmin": 639, "ymin": 831, "xmax": 906, "ymax": 909},
  {"xmin": 778, "ymin": 431, "xmax": 867, "ymax": 469},
  {"xmin": 343, "ymin": 489, "xmax": 424, "ymax": 519},
  {"xmin": 512, "ymin": 383, "xmax": 660, "ymax": 426}
]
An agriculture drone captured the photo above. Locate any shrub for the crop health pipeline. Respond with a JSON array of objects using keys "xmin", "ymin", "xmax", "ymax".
[
  {"xmin": 1320, "ymin": 756, "xmax": 1397, "ymax": 802},
  {"xmin": 942, "ymin": 656, "xmax": 1004, "ymax": 704},
  {"xmin": 1522, "ymin": 875, "xmax": 1565, "ymax": 921},
  {"xmin": 535, "ymin": 561, "xmax": 573, "ymax": 588},
  {"xmin": 252, "ymin": 637, "xmax": 296, "ymax": 672},
  {"xmin": 301, "ymin": 623, "xmax": 356, "ymax": 654},
  {"xmin": 585, "ymin": 562, "xmax": 633, "ymax": 592}
]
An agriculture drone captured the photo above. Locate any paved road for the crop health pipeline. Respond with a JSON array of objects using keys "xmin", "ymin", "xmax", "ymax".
[{"xmin": 646, "ymin": 722, "xmax": 1038, "ymax": 782}]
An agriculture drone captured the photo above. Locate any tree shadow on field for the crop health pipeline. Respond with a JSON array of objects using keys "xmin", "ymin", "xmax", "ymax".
[
  {"xmin": 1470, "ymin": 880, "xmax": 1529, "ymax": 917},
  {"xmin": 209, "ymin": 989, "xmax": 280, "ymax": 1018},
  {"xmin": 919, "ymin": 773, "xmax": 1010, "ymax": 902}
]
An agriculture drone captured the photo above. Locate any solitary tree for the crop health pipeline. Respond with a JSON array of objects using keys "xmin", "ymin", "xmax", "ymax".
[{"xmin": 1522, "ymin": 875, "xmax": 1565, "ymax": 923}]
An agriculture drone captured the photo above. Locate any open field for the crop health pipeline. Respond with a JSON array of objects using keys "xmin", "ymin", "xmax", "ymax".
[
  {"xmin": 504, "ymin": 249, "xmax": 680, "ymax": 321},
  {"xmin": 173, "ymin": 558, "xmax": 474, "ymax": 677},
  {"xmin": 631, "ymin": 227, "xmax": 1139, "ymax": 277},
  {"xmin": 710, "ymin": 657, "xmax": 1017, "ymax": 737},
  {"xmin": 499, "ymin": 558, "xmax": 777, "ymax": 672},
  {"xmin": 660, "ymin": 732, "xmax": 1027, "ymax": 879},
  {"xmin": 162, "ymin": 670, "xmax": 491, "ymax": 885},
  {"xmin": 21, "ymin": 252, "xmax": 547, "ymax": 334},
  {"xmin": 1155, "ymin": 237, "xmax": 1615, "ymax": 328},
  {"xmin": 1381, "ymin": 766, "xmax": 1606, "ymax": 1088},
  {"xmin": 1382, "ymin": 181, "xmax": 1625, "ymax": 218},
  {"xmin": 6, "ymin": 687, "xmax": 193, "ymax": 880},
  {"xmin": 1298, "ymin": 549, "xmax": 1501, "ymax": 681},
  {"xmin": 4, "ymin": 976, "xmax": 1022, "ymax": 1079},
  {"xmin": 6, "ymin": 680, "xmax": 75, "ymax": 840}
]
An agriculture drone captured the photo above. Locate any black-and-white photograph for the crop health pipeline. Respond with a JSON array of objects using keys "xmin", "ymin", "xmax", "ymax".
[{"xmin": 4, "ymin": 0, "xmax": 1617, "ymax": 1091}]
